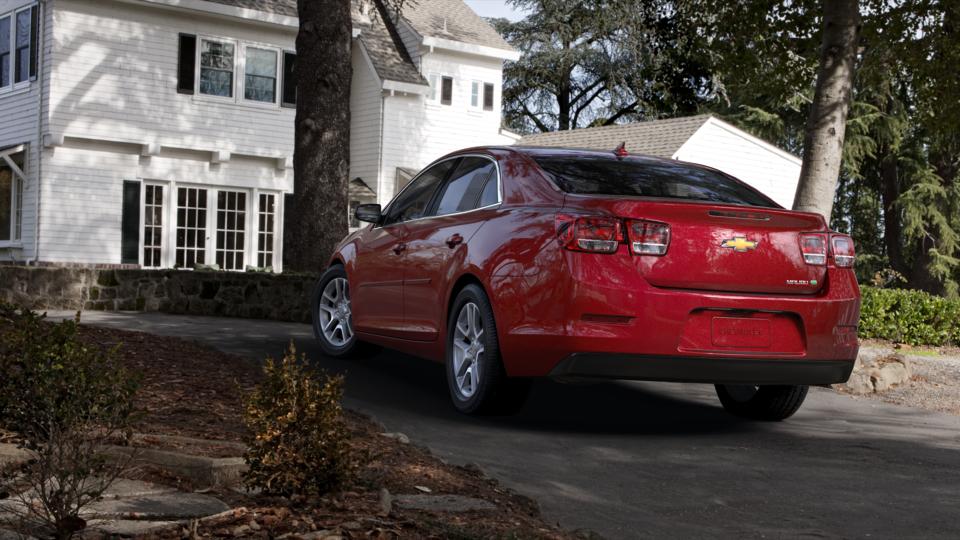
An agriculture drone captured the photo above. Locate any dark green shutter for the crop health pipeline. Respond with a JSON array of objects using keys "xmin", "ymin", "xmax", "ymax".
[
  {"xmin": 121, "ymin": 181, "xmax": 141, "ymax": 264},
  {"xmin": 177, "ymin": 34, "xmax": 196, "ymax": 94},
  {"xmin": 29, "ymin": 6, "xmax": 38, "ymax": 80},
  {"xmin": 281, "ymin": 51, "xmax": 296, "ymax": 108}
]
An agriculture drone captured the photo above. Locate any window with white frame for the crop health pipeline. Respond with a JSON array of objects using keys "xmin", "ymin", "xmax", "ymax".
[
  {"xmin": 244, "ymin": 46, "xmax": 278, "ymax": 103},
  {"xmin": 0, "ymin": 148, "xmax": 24, "ymax": 243},
  {"xmin": 175, "ymin": 187, "xmax": 208, "ymax": 268},
  {"xmin": 257, "ymin": 193, "xmax": 276, "ymax": 269},
  {"xmin": 215, "ymin": 190, "xmax": 247, "ymax": 271},
  {"xmin": 199, "ymin": 38, "xmax": 235, "ymax": 98},
  {"xmin": 1, "ymin": 4, "xmax": 37, "ymax": 91},
  {"xmin": 470, "ymin": 80, "xmax": 481, "ymax": 109},
  {"xmin": 142, "ymin": 185, "xmax": 164, "ymax": 268}
]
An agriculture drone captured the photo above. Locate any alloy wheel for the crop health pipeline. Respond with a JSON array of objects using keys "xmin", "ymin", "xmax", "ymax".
[
  {"xmin": 317, "ymin": 277, "xmax": 353, "ymax": 347},
  {"xmin": 452, "ymin": 302, "xmax": 484, "ymax": 398}
]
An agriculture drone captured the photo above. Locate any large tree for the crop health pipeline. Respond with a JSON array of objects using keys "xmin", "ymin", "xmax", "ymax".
[
  {"xmin": 284, "ymin": 0, "xmax": 353, "ymax": 273},
  {"xmin": 493, "ymin": 0, "xmax": 716, "ymax": 133},
  {"xmin": 792, "ymin": 0, "xmax": 861, "ymax": 222}
]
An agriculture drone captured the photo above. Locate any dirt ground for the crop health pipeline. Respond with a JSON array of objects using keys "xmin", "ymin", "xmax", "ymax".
[{"xmin": 27, "ymin": 322, "xmax": 576, "ymax": 539}]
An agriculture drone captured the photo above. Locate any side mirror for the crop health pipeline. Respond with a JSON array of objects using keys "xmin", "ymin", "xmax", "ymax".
[{"xmin": 355, "ymin": 203, "xmax": 382, "ymax": 224}]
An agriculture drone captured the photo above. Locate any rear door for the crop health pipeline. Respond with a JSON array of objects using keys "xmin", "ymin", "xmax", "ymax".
[
  {"xmin": 401, "ymin": 156, "xmax": 500, "ymax": 341},
  {"xmin": 351, "ymin": 160, "xmax": 453, "ymax": 338}
]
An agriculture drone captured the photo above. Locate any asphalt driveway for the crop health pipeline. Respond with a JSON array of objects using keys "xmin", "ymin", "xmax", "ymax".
[{"xmin": 51, "ymin": 311, "xmax": 960, "ymax": 539}]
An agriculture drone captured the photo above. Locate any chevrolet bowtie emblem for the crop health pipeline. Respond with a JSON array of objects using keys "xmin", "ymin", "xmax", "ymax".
[{"xmin": 720, "ymin": 236, "xmax": 759, "ymax": 252}]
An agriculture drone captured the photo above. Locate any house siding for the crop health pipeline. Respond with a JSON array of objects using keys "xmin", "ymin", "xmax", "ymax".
[
  {"xmin": 378, "ymin": 49, "xmax": 512, "ymax": 202},
  {"xmin": 673, "ymin": 120, "xmax": 801, "ymax": 209},
  {"xmin": 349, "ymin": 42, "xmax": 383, "ymax": 199},
  {"xmin": 0, "ymin": 0, "xmax": 51, "ymax": 263}
]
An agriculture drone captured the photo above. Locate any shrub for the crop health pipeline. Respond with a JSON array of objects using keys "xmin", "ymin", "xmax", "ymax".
[
  {"xmin": 243, "ymin": 344, "xmax": 355, "ymax": 497},
  {"xmin": 859, "ymin": 286, "xmax": 960, "ymax": 346},
  {"xmin": 0, "ymin": 305, "xmax": 141, "ymax": 540}
]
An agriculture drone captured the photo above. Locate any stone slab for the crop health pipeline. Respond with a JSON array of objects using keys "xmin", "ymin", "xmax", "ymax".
[
  {"xmin": 86, "ymin": 518, "xmax": 183, "ymax": 536},
  {"xmin": 395, "ymin": 494, "xmax": 496, "ymax": 513},
  {"xmin": 82, "ymin": 492, "xmax": 230, "ymax": 520}
]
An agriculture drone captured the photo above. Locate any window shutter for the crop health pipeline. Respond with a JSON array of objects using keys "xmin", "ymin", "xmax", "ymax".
[
  {"xmin": 177, "ymin": 33, "xmax": 196, "ymax": 95},
  {"xmin": 483, "ymin": 83, "xmax": 494, "ymax": 111},
  {"xmin": 281, "ymin": 51, "xmax": 296, "ymax": 108},
  {"xmin": 440, "ymin": 76, "xmax": 453, "ymax": 105},
  {"xmin": 121, "ymin": 181, "xmax": 141, "ymax": 265},
  {"xmin": 29, "ymin": 6, "xmax": 38, "ymax": 80}
]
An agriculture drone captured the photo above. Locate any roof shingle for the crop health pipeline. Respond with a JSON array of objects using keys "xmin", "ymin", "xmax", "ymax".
[
  {"xmin": 519, "ymin": 115, "xmax": 714, "ymax": 158},
  {"xmin": 399, "ymin": 0, "xmax": 513, "ymax": 52}
]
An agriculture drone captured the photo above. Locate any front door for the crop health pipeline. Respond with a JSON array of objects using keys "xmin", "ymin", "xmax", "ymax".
[{"xmin": 401, "ymin": 156, "xmax": 501, "ymax": 341}]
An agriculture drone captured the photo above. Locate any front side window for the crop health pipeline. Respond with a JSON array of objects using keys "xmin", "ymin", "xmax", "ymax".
[
  {"xmin": 0, "ymin": 149, "xmax": 23, "ymax": 242},
  {"xmin": 215, "ymin": 190, "xmax": 246, "ymax": 271},
  {"xmin": 433, "ymin": 157, "xmax": 496, "ymax": 216},
  {"xmin": 383, "ymin": 160, "xmax": 455, "ymax": 225},
  {"xmin": 257, "ymin": 193, "xmax": 276, "ymax": 269},
  {"xmin": 244, "ymin": 47, "xmax": 277, "ymax": 103},
  {"xmin": 199, "ymin": 39, "xmax": 234, "ymax": 97},
  {"xmin": 143, "ymin": 185, "xmax": 164, "ymax": 267},
  {"xmin": 533, "ymin": 155, "xmax": 780, "ymax": 208},
  {"xmin": 175, "ymin": 187, "xmax": 208, "ymax": 268},
  {"xmin": 0, "ymin": 6, "xmax": 36, "ymax": 90}
]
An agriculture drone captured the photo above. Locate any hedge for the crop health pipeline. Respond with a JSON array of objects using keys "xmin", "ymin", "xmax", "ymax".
[{"xmin": 859, "ymin": 286, "xmax": 960, "ymax": 346}]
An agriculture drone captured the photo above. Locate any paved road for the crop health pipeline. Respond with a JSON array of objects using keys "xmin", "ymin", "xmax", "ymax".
[{"xmin": 53, "ymin": 311, "xmax": 960, "ymax": 539}]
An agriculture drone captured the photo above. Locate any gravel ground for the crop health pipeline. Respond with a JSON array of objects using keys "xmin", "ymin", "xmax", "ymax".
[{"xmin": 845, "ymin": 345, "xmax": 960, "ymax": 416}]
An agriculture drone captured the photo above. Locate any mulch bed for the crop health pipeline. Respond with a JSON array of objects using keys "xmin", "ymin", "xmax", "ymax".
[{"xmin": 70, "ymin": 324, "xmax": 575, "ymax": 539}]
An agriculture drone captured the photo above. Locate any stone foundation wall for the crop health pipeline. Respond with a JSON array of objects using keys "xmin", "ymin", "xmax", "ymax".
[{"xmin": 0, "ymin": 266, "xmax": 317, "ymax": 323}]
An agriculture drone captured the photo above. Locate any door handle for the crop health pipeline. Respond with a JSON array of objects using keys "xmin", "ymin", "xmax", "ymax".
[
  {"xmin": 445, "ymin": 234, "xmax": 464, "ymax": 248},
  {"xmin": 393, "ymin": 243, "xmax": 406, "ymax": 255}
]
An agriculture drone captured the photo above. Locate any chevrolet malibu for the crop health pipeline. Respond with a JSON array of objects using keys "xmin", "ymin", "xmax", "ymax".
[{"xmin": 312, "ymin": 147, "xmax": 861, "ymax": 420}]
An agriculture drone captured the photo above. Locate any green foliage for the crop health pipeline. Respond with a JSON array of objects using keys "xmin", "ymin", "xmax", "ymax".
[
  {"xmin": 243, "ymin": 344, "xmax": 355, "ymax": 497},
  {"xmin": 859, "ymin": 286, "xmax": 960, "ymax": 346},
  {"xmin": 0, "ymin": 304, "xmax": 141, "ymax": 540}
]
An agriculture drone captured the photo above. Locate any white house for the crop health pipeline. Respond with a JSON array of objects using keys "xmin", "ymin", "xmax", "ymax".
[
  {"xmin": 520, "ymin": 115, "xmax": 802, "ymax": 208},
  {"xmin": 0, "ymin": 0, "xmax": 518, "ymax": 271}
]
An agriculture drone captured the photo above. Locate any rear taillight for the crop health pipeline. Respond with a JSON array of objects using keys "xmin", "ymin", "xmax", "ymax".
[
  {"xmin": 831, "ymin": 234, "xmax": 855, "ymax": 267},
  {"xmin": 627, "ymin": 219, "xmax": 670, "ymax": 255},
  {"xmin": 556, "ymin": 214, "xmax": 622, "ymax": 254},
  {"xmin": 798, "ymin": 233, "xmax": 827, "ymax": 265}
]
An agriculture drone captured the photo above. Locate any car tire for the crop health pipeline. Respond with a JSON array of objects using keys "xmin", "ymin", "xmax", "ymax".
[
  {"xmin": 715, "ymin": 384, "xmax": 809, "ymax": 421},
  {"xmin": 446, "ymin": 284, "xmax": 530, "ymax": 415},
  {"xmin": 311, "ymin": 265, "xmax": 361, "ymax": 358}
]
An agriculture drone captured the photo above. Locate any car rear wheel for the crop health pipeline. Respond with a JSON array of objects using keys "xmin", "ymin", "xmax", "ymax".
[
  {"xmin": 312, "ymin": 265, "xmax": 358, "ymax": 357},
  {"xmin": 715, "ymin": 384, "xmax": 808, "ymax": 421},
  {"xmin": 446, "ymin": 284, "xmax": 530, "ymax": 415}
]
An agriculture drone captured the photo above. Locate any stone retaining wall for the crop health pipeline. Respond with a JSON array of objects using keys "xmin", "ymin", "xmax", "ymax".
[{"xmin": 0, "ymin": 266, "xmax": 317, "ymax": 323}]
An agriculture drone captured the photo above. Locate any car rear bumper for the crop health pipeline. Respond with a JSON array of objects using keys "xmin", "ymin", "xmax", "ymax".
[{"xmin": 549, "ymin": 353, "xmax": 855, "ymax": 385}]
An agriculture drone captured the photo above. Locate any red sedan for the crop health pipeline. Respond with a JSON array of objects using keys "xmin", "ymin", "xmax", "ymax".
[{"xmin": 312, "ymin": 147, "xmax": 860, "ymax": 420}]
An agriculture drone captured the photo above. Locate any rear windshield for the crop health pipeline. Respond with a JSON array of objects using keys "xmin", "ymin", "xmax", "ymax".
[{"xmin": 533, "ymin": 155, "xmax": 780, "ymax": 208}]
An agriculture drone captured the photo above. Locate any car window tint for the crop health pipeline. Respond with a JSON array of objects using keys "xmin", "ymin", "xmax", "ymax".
[
  {"xmin": 478, "ymin": 171, "xmax": 499, "ymax": 207},
  {"xmin": 533, "ymin": 155, "xmax": 779, "ymax": 208},
  {"xmin": 434, "ymin": 158, "xmax": 496, "ymax": 216},
  {"xmin": 383, "ymin": 160, "xmax": 455, "ymax": 225}
]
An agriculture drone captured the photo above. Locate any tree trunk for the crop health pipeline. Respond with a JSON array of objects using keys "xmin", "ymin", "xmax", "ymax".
[
  {"xmin": 284, "ymin": 0, "xmax": 352, "ymax": 272},
  {"xmin": 792, "ymin": 0, "xmax": 861, "ymax": 222},
  {"xmin": 879, "ymin": 146, "xmax": 907, "ymax": 275}
]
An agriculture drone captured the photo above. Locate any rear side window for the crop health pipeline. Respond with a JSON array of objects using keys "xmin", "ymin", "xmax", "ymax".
[
  {"xmin": 433, "ymin": 157, "xmax": 497, "ymax": 216},
  {"xmin": 533, "ymin": 155, "xmax": 779, "ymax": 208},
  {"xmin": 383, "ymin": 160, "xmax": 455, "ymax": 225}
]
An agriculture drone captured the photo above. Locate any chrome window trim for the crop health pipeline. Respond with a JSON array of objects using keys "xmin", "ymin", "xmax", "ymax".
[{"xmin": 377, "ymin": 153, "xmax": 503, "ymax": 229}]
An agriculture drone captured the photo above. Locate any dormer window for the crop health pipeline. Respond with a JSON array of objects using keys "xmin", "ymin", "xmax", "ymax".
[{"xmin": 199, "ymin": 38, "xmax": 235, "ymax": 98}]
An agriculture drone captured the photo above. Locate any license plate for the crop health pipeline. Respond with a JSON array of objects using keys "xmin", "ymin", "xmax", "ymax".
[{"xmin": 711, "ymin": 317, "xmax": 771, "ymax": 348}]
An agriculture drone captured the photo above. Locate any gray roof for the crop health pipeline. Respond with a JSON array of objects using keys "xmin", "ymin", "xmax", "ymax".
[
  {"xmin": 198, "ymin": 0, "xmax": 425, "ymax": 86},
  {"xmin": 519, "ymin": 115, "xmax": 714, "ymax": 158},
  {"xmin": 400, "ymin": 0, "xmax": 514, "ymax": 51}
]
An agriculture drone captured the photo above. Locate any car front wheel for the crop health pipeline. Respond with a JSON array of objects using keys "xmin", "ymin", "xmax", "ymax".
[
  {"xmin": 312, "ymin": 265, "xmax": 358, "ymax": 357},
  {"xmin": 715, "ymin": 384, "xmax": 809, "ymax": 421},
  {"xmin": 446, "ymin": 284, "xmax": 529, "ymax": 415}
]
